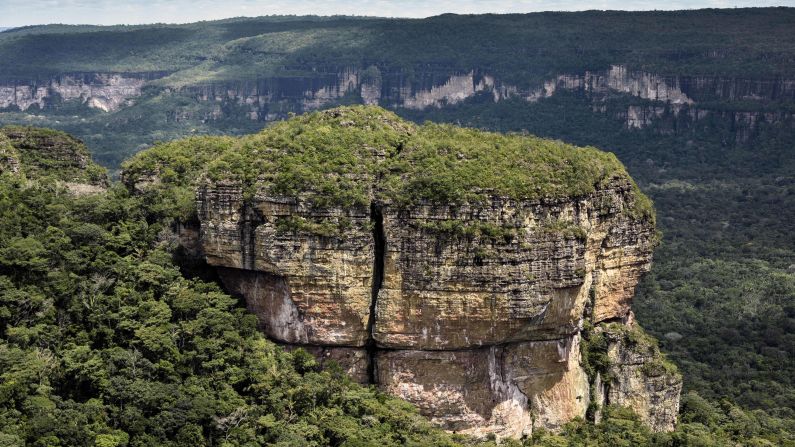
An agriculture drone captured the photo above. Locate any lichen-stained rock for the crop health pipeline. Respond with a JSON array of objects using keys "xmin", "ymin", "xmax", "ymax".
[
  {"xmin": 0, "ymin": 73, "xmax": 155, "ymax": 112},
  {"xmin": 374, "ymin": 176, "xmax": 656, "ymax": 350},
  {"xmin": 198, "ymin": 183, "xmax": 375, "ymax": 347},
  {"xmin": 377, "ymin": 336, "xmax": 589, "ymax": 440},
  {"xmin": 591, "ymin": 218, "xmax": 657, "ymax": 323},
  {"xmin": 0, "ymin": 125, "xmax": 109, "ymax": 188},
  {"xmin": 588, "ymin": 321, "xmax": 682, "ymax": 432},
  {"xmin": 0, "ymin": 134, "xmax": 20, "ymax": 175}
]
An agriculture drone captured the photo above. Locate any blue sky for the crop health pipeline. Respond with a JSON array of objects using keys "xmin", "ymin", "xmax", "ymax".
[{"xmin": 0, "ymin": 0, "xmax": 793, "ymax": 27}]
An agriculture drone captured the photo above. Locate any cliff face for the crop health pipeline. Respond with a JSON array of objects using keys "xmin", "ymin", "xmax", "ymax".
[
  {"xmin": 166, "ymin": 65, "xmax": 795, "ymax": 144},
  {"xmin": 0, "ymin": 134, "xmax": 20, "ymax": 175},
  {"xmin": 176, "ymin": 65, "xmax": 795, "ymax": 120},
  {"xmin": 589, "ymin": 321, "xmax": 683, "ymax": 432},
  {"xmin": 190, "ymin": 106, "xmax": 680, "ymax": 439},
  {"xmin": 0, "ymin": 72, "xmax": 165, "ymax": 112},
  {"xmin": 4, "ymin": 65, "xmax": 790, "ymax": 146},
  {"xmin": 198, "ymin": 184, "xmax": 375, "ymax": 347},
  {"xmin": 198, "ymin": 178, "xmax": 670, "ymax": 439},
  {"xmin": 176, "ymin": 68, "xmax": 512, "ymax": 120}
]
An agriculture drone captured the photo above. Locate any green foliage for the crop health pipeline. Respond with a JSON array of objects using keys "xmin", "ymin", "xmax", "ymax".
[
  {"xmin": 580, "ymin": 322, "xmax": 612, "ymax": 383},
  {"xmin": 538, "ymin": 219, "xmax": 587, "ymax": 240},
  {"xmin": 400, "ymin": 86, "xmax": 795, "ymax": 422},
  {"xmin": 0, "ymin": 134, "xmax": 18, "ymax": 173},
  {"xmin": 528, "ymin": 401, "xmax": 795, "ymax": 446},
  {"xmin": 204, "ymin": 106, "xmax": 649, "ymax": 222},
  {"xmin": 0, "ymin": 111, "xmax": 793, "ymax": 445},
  {"xmin": 208, "ymin": 105, "xmax": 414, "ymax": 208},
  {"xmin": 0, "ymin": 125, "xmax": 108, "ymax": 184},
  {"xmin": 0, "ymin": 8, "xmax": 792, "ymax": 436},
  {"xmin": 121, "ymin": 136, "xmax": 237, "ymax": 221},
  {"xmin": 0, "ymin": 144, "xmax": 494, "ymax": 447},
  {"xmin": 2, "ymin": 9, "xmax": 794, "ymax": 81},
  {"xmin": 4, "ymin": 9, "xmax": 794, "ymax": 174},
  {"xmin": 387, "ymin": 122, "xmax": 642, "ymax": 210}
]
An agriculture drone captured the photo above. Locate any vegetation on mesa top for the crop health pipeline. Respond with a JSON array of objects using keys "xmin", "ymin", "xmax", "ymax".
[
  {"xmin": 121, "ymin": 136, "xmax": 237, "ymax": 221},
  {"xmin": 199, "ymin": 106, "xmax": 654, "ymax": 220},
  {"xmin": 0, "ymin": 125, "xmax": 108, "ymax": 185},
  {"xmin": 1, "ymin": 8, "xmax": 795, "ymax": 82},
  {"xmin": 206, "ymin": 106, "xmax": 414, "ymax": 208}
]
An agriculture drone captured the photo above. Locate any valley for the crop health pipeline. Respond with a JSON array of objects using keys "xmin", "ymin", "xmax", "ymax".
[{"xmin": 0, "ymin": 7, "xmax": 794, "ymax": 446}]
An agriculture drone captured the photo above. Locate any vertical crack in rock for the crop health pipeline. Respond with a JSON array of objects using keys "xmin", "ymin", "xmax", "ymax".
[
  {"xmin": 367, "ymin": 202, "xmax": 386, "ymax": 384},
  {"xmin": 239, "ymin": 202, "xmax": 262, "ymax": 270}
]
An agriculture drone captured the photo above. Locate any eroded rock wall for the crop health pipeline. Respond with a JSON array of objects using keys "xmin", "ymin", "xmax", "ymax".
[
  {"xmin": 0, "ymin": 73, "xmax": 162, "ymax": 112},
  {"xmin": 169, "ymin": 65, "xmax": 795, "ymax": 142},
  {"xmin": 196, "ymin": 173, "xmax": 679, "ymax": 439},
  {"xmin": 590, "ymin": 321, "xmax": 683, "ymax": 432},
  {"xmin": 198, "ymin": 183, "xmax": 375, "ymax": 347}
]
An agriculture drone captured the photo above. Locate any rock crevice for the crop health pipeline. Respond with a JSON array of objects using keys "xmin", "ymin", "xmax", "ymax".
[{"xmin": 367, "ymin": 202, "xmax": 386, "ymax": 384}]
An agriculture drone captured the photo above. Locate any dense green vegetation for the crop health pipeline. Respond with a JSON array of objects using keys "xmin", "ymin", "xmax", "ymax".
[
  {"xmin": 206, "ymin": 106, "xmax": 413, "ymax": 207},
  {"xmin": 202, "ymin": 106, "xmax": 650, "ymax": 219},
  {"xmin": 0, "ymin": 127, "xmax": 499, "ymax": 447},
  {"xmin": 401, "ymin": 89, "xmax": 795, "ymax": 439},
  {"xmin": 1, "ymin": 8, "xmax": 794, "ymax": 445},
  {"xmin": 1, "ymin": 9, "xmax": 794, "ymax": 81},
  {"xmin": 0, "ymin": 126, "xmax": 108, "ymax": 185},
  {"xmin": 3, "ymin": 8, "xmax": 795, "ymax": 168},
  {"xmin": 3, "ymin": 119, "xmax": 794, "ymax": 445},
  {"xmin": 529, "ymin": 397, "xmax": 795, "ymax": 447},
  {"xmin": 120, "ymin": 136, "xmax": 237, "ymax": 221}
]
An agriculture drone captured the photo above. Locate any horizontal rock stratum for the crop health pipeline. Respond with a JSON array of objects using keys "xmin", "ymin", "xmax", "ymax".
[{"xmin": 123, "ymin": 106, "xmax": 681, "ymax": 439}]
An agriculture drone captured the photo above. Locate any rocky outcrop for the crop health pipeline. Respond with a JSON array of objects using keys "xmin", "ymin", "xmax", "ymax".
[
  {"xmin": 529, "ymin": 65, "xmax": 694, "ymax": 105},
  {"xmin": 0, "ymin": 134, "xmax": 20, "ymax": 175},
  {"xmin": 164, "ymin": 65, "xmax": 794, "ymax": 145},
  {"xmin": 198, "ymin": 184, "xmax": 375, "ymax": 347},
  {"xmin": 192, "ymin": 107, "xmax": 680, "ymax": 439},
  {"xmin": 174, "ymin": 68, "xmax": 519, "ymax": 121},
  {"xmin": 0, "ymin": 126, "xmax": 108, "ymax": 189},
  {"xmin": 6, "ymin": 65, "xmax": 787, "ymax": 146},
  {"xmin": 588, "ymin": 321, "xmax": 683, "ymax": 432},
  {"xmin": 373, "ymin": 184, "xmax": 655, "ymax": 350},
  {"xmin": 0, "ymin": 72, "xmax": 164, "ymax": 112},
  {"xmin": 197, "ymin": 177, "xmax": 675, "ymax": 439}
]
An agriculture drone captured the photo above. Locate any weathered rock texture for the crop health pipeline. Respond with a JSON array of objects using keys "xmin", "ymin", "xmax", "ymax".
[
  {"xmin": 0, "ymin": 134, "xmax": 20, "ymax": 175},
  {"xmin": 0, "ymin": 72, "xmax": 165, "ymax": 112},
  {"xmin": 197, "ymin": 170, "xmax": 680, "ymax": 439},
  {"xmin": 199, "ymin": 184, "xmax": 375, "ymax": 347},
  {"xmin": 5, "ymin": 65, "xmax": 791, "ymax": 146},
  {"xmin": 590, "ymin": 321, "xmax": 683, "ymax": 432}
]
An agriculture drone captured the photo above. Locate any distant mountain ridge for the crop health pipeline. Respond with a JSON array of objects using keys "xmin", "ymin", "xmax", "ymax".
[{"xmin": 1, "ymin": 8, "xmax": 794, "ymax": 167}]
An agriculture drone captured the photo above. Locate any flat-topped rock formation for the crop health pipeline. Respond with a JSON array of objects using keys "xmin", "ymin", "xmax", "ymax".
[{"xmin": 124, "ymin": 106, "xmax": 681, "ymax": 439}]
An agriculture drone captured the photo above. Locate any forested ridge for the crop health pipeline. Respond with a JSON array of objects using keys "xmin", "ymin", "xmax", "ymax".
[{"xmin": 2, "ymin": 9, "xmax": 794, "ymax": 80}]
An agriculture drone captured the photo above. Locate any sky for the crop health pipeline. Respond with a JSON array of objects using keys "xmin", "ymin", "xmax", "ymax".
[{"xmin": 0, "ymin": 0, "xmax": 793, "ymax": 27}]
